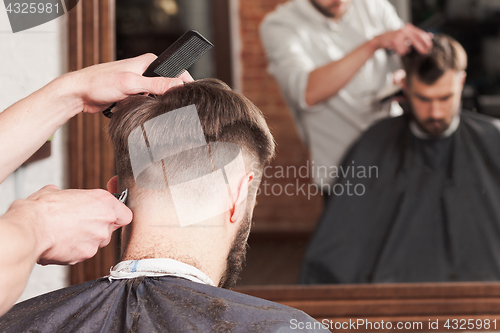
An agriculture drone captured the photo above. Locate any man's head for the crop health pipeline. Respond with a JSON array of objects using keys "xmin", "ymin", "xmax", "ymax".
[
  {"xmin": 107, "ymin": 78, "xmax": 275, "ymax": 288},
  {"xmin": 310, "ymin": 0, "xmax": 350, "ymax": 19},
  {"xmin": 402, "ymin": 34, "xmax": 467, "ymax": 137}
]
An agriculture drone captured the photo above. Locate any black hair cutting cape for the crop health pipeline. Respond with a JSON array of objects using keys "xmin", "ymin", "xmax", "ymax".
[
  {"xmin": 0, "ymin": 276, "xmax": 325, "ymax": 332},
  {"xmin": 300, "ymin": 111, "xmax": 500, "ymax": 284}
]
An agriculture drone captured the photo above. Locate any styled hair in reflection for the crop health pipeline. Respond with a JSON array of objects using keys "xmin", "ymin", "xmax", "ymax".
[{"xmin": 402, "ymin": 34, "xmax": 467, "ymax": 85}]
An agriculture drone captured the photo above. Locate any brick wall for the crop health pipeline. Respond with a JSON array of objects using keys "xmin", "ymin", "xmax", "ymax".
[{"xmin": 238, "ymin": 0, "xmax": 322, "ymax": 233}]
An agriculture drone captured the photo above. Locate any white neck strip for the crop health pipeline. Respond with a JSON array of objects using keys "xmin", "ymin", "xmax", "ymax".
[{"xmin": 108, "ymin": 258, "xmax": 215, "ymax": 286}]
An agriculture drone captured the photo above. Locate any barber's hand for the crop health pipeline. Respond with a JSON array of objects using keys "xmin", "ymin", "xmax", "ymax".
[
  {"xmin": 59, "ymin": 53, "xmax": 194, "ymax": 114},
  {"xmin": 374, "ymin": 23, "xmax": 433, "ymax": 55},
  {"xmin": 3, "ymin": 185, "xmax": 132, "ymax": 265}
]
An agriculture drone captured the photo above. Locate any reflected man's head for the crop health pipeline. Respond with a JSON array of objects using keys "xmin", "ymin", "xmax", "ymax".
[
  {"xmin": 402, "ymin": 34, "xmax": 467, "ymax": 137},
  {"xmin": 107, "ymin": 78, "xmax": 275, "ymax": 288}
]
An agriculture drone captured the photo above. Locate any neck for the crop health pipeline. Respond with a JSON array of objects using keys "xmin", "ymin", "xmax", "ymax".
[{"xmin": 121, "ymin": 204, "xmax": 233, "ymax": 287}]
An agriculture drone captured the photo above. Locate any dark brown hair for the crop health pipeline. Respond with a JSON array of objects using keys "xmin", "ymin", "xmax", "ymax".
[
  {"xmin": 108, "ymin": 78, "xmax": 275, "ymax": 190},
  {"xmin": 402, "ymin": 34, "xmax": 467, "ymax": 85}
]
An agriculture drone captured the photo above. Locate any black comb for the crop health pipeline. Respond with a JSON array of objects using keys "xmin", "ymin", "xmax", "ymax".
[
  {"xmin": 143, "ymin": 30, "xmax": 213, "ymax": 78},
  {"xmin": 102, "ymin": 30, "xmax": 213, "ymax": 118}
]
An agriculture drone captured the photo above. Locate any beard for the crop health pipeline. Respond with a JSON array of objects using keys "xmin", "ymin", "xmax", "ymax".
[
  {"xmin": 310, "ymin": 0, "xmax": 348, "ymax": 18},
  {"xmin": 309, "ymin": 0, "xmax": 336, "ymax": 18},
  {"xmin": 217, "ymin": 212, "xmax": 252, "ymax": 289},
  {"xmin": 415, "ymin": 117, "xmax": 450, "ymax": 137}
]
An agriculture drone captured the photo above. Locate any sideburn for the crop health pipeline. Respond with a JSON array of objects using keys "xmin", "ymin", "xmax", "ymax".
[{"xmin": 218, "ymin": 216, "xmax": 252, "ymax": 289}]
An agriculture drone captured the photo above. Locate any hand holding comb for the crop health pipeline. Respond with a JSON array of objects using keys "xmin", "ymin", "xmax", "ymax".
[{"xmin": 103, "ymin": 30, "xmax": 213, "ymax": 118}]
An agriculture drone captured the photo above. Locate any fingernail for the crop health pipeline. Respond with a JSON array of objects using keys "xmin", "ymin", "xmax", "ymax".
[{"xmin": 168, "ymin": 79, "xmax": 183, "ymax": 89}]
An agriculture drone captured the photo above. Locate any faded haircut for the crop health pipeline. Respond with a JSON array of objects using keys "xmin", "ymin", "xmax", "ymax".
[
  {"xmin": 107, "ymin": 78, "xmax": 275, "ymax": 196},
  {"xmin": 402, "ymin": 34, "xmax": 467, "ymax": 85}
]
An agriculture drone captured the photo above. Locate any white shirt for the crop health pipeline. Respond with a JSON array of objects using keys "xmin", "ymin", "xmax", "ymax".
[
  {"xmin": 109, "ymin": 258, "xmax": 216, "ymax": 286},
  {"xmin": 260, "ymin": 0, "xmax": 404, "ymax": 186}
]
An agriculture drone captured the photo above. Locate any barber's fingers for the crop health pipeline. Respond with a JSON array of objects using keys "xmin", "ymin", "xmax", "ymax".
[
  {"xmin": 393, "ymin": 33, "xmax": 411, "ymax": 55},
  {"xmin": 97, "ymin": 217, "xmax": 124, "ymax": 249},
  {"xmin": 178, "ymin": 70, "xmax": 194, "ymax": 83},
  {"xmin": 104, "ymin": 53, "xmax": 194, "ymax": 99},
  {"xmin": 100, "ymin": 233, "xmax": 113, "ymax": 248},
  {"xmin": 147, "ymin": 77, "xmax": 184, "ymax": 95},
  {"xmin": 395, "ymin": 43, "xmax": 410, "ymax": 56},
  {"xmin": 402, "ymin": 24, "xmax": 433, "ymax": 54},
  {"xmin": 87, "ymin": 188, "xmax": 133, "ymax": 228},
  {"xmin": 127, "ymin": 68, "xmax": 193, "ymax": 96},
  {"xmin": 407, "ymin": 35, "xmax": 430, "ymax": 54},
  {"xmin": 18, "ymin": 187, "xmax": 134, "ymax": 265},
  {"xmin": 120, "ymin": 54, "xmax": 193, "ymax": 93},
  {"xmin": 125, "ymin": 54, "xmax": 194, "ymax": 82},
  {"xmin": 110, "ymin": 200, "xmax": 133, "ymax": 227},
  {"xmin": 122, "ymin": 53, "xmax": 158, "ymax": 73},
  {"xmin": 119, "ymin": 72, "xmax": 184, "ymax": 96}
]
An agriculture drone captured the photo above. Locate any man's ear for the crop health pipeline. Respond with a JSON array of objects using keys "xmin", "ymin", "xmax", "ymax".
[
  {"xmin": 230, "ymin": 172, "xmax": 254, "ymax": 223},
  {"xmin": 107, "ymin": 175, "xmax": 118, "ymax": 193},
  {"xmin": 459, "ymin": 70, "xmax": 467, "ymax": 85}
]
